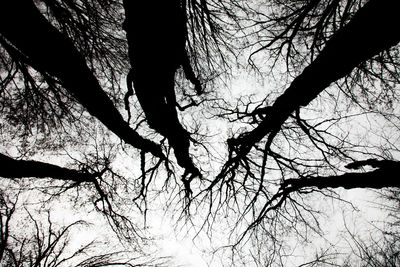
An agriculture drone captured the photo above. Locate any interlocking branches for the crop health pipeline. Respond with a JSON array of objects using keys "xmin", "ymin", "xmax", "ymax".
[
  {"xmin": 216, "ymin": 0, "xmax": 400, "ymax": 189},
  {"xmin": 0, "ymin": 0, "xmax": 164, "ymax": 159},
  {"xmin": 0, "ymin": 192, "xmax": 165, "ymax": 266},
  {"xmin": 0, "ymin": 151, "xmax": 145, "ymax": 242}
]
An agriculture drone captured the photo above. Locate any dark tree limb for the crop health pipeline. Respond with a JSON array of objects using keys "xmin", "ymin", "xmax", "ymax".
[
  {"xmin": 243, "ymin": 159, "xmax": 400, "ymax": 237},
  {"xmin": 283, "ymin": 159, "xmax": 400, "ymax": 191},
  {"xmin": 0, "ymin": 151, "xmax": 146, "ymax": 240},
  {"xmin": 0, "ymin": 153, "xmax": 93, "ymax": 183},
  {"xmin": 229, "ymin": 0, "xmax": 400, "ymax": 160},
  {"xmin": 0, "ymin": 0, "xmax": 164, "ymax": 159},
  {"xmin": 122, "ymin": 0, "xmax": 200, "ymax": 178}
]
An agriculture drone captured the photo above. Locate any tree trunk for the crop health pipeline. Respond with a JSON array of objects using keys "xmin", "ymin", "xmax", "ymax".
[
  {"xmin": 234, "ymin": 0, "xmax": 400, "ymax": 154},
  {"xmin": 0, "ymin": 0, "xmax": 163, "ymax": 158},
  {"xmin": 122, "ymin": 0, "xmax": 200, "ymax": 176}
]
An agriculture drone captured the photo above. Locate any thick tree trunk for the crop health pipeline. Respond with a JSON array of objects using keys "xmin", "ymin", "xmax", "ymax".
[
  {"xmin": 233, "ymin": 0, "xmax": 400, "ymax": 154},
  {"xmin": 0, "ymin": 153, "xmax": 93, "ymax": 182},
  {"xmin": 122, "ymin": 0, "xmax": 200, "ymax": 177},
  {"xmin": 0, "ymin": 0, "xmax": 163, "ymax": 158}
]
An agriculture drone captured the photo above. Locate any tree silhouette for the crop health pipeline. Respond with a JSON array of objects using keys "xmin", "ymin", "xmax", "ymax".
[
  {"xmin": 217, "ymin": 0, "xmax": 400, "ymax": 184},
  {"xmin": 1, "ymin": 0, "xmax": 400, "ymax": 265},
  {"xmin": 0, "ymin": 191, "xmax": 169, "ymax": 266},
  {"xmin": 123, "ymin": 0, "xmax": 201, "ymax": 179},
  {"xmin": 0, "ymin": 0, "xmax": 163, "ymax": 158}
]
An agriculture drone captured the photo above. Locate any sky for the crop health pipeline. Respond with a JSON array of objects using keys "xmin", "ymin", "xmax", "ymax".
[{"xmin": 1, "ymin": 1, "xmax": 399, "ymax": 266}]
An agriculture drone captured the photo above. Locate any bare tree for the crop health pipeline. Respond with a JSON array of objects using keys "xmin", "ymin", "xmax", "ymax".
[
  {"xmin": 1, "ymin": 0, "xmax": 400, "ymax": 266},
  {"xmin": 121, "ymin": 0, "xmax": 241, "ymax": 182},
  {"xmin": 216, "ymin": 0, "xmax": 399, "ymax": 182},
  {"xmin": 0, "ymin": 0, "xmax": 163, "ymax": 158},
  {"xmin": 194, "ymin": 0, "xmax": 400, "ymax": 264},
  {"xmin": 0, "ymin": 191, "xmax": 169, "ymax": 266}
]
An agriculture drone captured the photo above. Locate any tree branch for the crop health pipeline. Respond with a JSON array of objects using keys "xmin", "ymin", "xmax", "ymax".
[
  {"xmin": 230, "ymin": 0, "xmax": 400, "ymax": 158},
  {"xmin": 0, "ymin": 0, "xmax": 164, "ymax": 159},
  {"xmin": 0, "ymin": 153, "xmax": 93, "ymax": 183},
  {"xmin": 283, "ymin": 159, "xmax": 400, "ymax": 190}
]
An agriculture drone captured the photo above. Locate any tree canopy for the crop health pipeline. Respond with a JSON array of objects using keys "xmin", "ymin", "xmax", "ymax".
[{"xmin": 1, "ymin": 0, "xmax": 399, "ymax": 265}]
